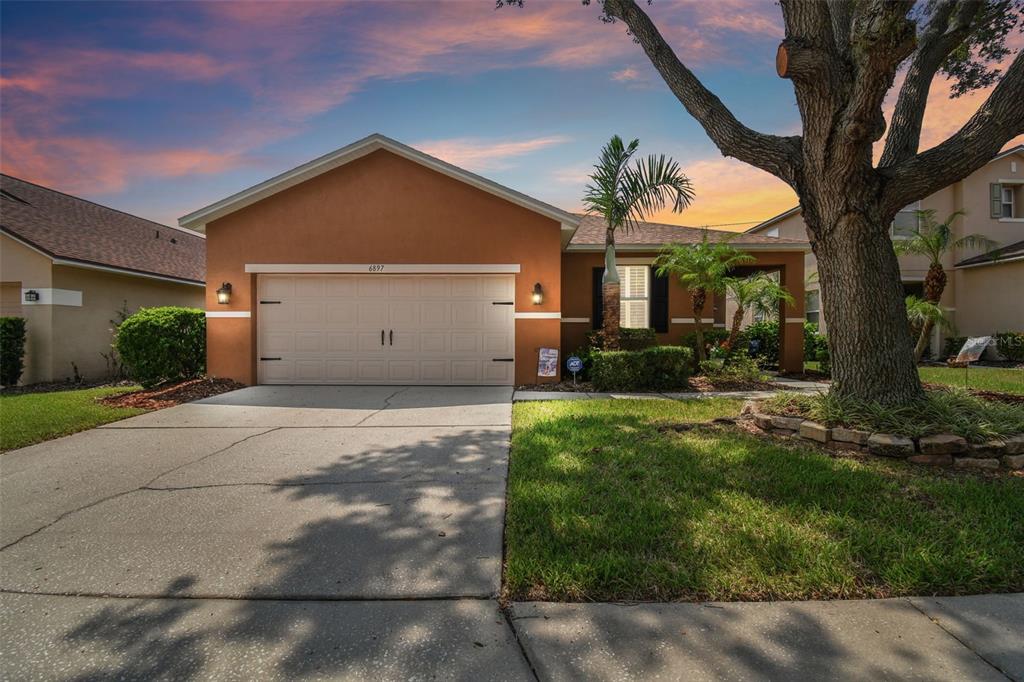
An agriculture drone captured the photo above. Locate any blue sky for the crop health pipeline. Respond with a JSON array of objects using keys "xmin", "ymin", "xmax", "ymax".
[{"xmin": 1, "ymin": 1, "xmax": 1016, "ymax": 230}]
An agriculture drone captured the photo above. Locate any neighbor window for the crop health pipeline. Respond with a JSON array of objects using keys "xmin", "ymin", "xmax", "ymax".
[
  {"xmin": 891, "ymin": 201, "xmax": 920, "ymax": 239},
  {"xmin": 617, "ymin": 265, "xmax": 649, "ymax": 328},
  {"xmin": 1002, "ymin": 186, "xmax": 1015, "ymax": 218},
  {"xmin": 805, "ymin": 290, "xmax": 820, "ymax": 324}
]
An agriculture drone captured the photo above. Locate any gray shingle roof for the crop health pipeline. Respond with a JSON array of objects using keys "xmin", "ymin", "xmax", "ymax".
[
  {"xmin": 568, "ymin": 214, "xmax": 809, "ymax": 247},
  {"xmin": 1, "ymin": 174, "xmax": 205, "ymax": 283}
]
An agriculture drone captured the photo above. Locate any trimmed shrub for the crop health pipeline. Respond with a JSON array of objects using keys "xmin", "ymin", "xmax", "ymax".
[
  {"xmin": 995, "ymin": 331, "xmax": 1024, "ymax": 362},
  {"xmin": 803, "ymin": 322, "xmax": 828, "ymax": 360},
  {"xmin": 620, "ymin": 327, "xmax": 657, "ymax": 351},
  {"xmin": 115, "ymin": 307, "xmax": 205, "ymax": 388},
  {"xmin": 699, "ymin": 355, "xmax": 766, "ymax": 384},
  {"xmin": 745, "ymin": 320, "xmax": 780, "ymax": 368},
  {"xmin": 681, "ymin": 328, "xmax": 730, "ymax": 360},
  {"xmin": 591, "ymin": 345, "xmax": 693, "ymax": 391},
  {"xmin": 0, "ymin": 317, "xmax": 27, "ymax": 386}
]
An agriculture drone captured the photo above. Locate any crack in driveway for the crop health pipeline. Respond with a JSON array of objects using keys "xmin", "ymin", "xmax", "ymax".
[{"xmin": 0, "ymin": 428, "xmax": 279, "ymax": 552}]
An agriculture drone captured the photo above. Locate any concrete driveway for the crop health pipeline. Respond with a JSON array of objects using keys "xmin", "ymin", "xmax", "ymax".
[{"xmin": 0, "ymin": 385, "xmax": 533, "ymax": 680}]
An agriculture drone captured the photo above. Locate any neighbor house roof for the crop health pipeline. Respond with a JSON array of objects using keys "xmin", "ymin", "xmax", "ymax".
[
  {"xmin": 566, "ymin": 214, "xmax": 810, "ymax": 251},
  {"xmin": 179, "ymin": 133, "xmax": 581, "ymax": 236},
  {"xmin": 954, "ymin": 240, "xmax": 1024, "ymax": 269},
  {"xmin": 1, "ymin": 174, "xmax": 205, "ymax": 285}
]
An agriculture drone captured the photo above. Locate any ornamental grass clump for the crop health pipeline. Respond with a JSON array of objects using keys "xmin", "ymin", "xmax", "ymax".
[{"xmin": 762, "ymin": 388, "xmax": 1024, "ymax": 443}]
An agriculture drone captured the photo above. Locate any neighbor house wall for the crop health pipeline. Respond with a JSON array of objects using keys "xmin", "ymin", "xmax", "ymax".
[
  {"xmin": 0, "ymin": 233, "xmax": 54, "ymax": 384},
  {"xmin": 204, "ymin": 148, "xmax": 563, "ymax": 385},
  {"xmin": 952, "ymin": 260, "xmax": 1024, "ymax": 338},
  {"xmin": 49, "ymin": 265, "xmax": 204, "ymax": 382}
]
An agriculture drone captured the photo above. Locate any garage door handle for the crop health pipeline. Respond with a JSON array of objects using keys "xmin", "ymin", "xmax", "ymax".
[
  {"xmin": 492, "ymin": 358, "xmax": 514, "ymax": 362},
  {"xmin": 389, "ymin": 330, "xmax": 393, "ymax": 346},
  {"xmin": 381, "ymin": 330, "xmax": 385, "ymax": 346},
  {"xmin": 260, "ymin": 357, "xmax": 281, "ymax": 361}
]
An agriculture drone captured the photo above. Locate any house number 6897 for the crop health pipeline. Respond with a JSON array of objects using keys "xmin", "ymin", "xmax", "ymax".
[{"xmin": 368, "ymin": 264, "xmax": 384, "ymax": 272}]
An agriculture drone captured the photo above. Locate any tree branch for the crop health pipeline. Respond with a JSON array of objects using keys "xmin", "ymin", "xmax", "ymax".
[
  {"xmin": 601, "ymin": 0, "xmax": 801, "ymax": 185},
  {"xmin": 879, "ymin": 0, "xmax": 984, "ymax": 167},
  {"xmin": 882, "ymin": 49, "xmax": 1024, "ymax": 212}
]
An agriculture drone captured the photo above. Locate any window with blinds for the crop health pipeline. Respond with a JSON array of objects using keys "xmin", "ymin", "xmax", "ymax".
[{"xmin": 617, "ymin": 265, "xmax": 649, "ymax": 328}]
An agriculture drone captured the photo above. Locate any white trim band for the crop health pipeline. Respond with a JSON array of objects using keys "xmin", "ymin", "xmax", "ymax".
[
  {"xmin": 515, "ymin": 312, "xmax": 561, "ymax": 319},
  {"xmin": 21, "ymin": 288, "xmax": 82, "ymax": 307},
  {"xmin": 206, "ymin": 311, "xmax": 252, "ymax": 318},
  {"xmin": 671, "ymin": 317, "xmax": 718, "ymax": 324},
  {"xmin": 246, "ymin": 263, "xmax": 521, "ymax": 274},
  {"xmin": 785, "ymin": 317, "xmax": 806, "ymax": 324},
  {"xmin": 560, "ymin": 317, "xmax": 590, "ymax": 323}
]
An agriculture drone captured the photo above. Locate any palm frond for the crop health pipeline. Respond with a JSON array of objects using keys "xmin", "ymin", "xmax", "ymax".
[{"xmin": 619, "ymin": 154, "xmax": 695, "ymax": 229}]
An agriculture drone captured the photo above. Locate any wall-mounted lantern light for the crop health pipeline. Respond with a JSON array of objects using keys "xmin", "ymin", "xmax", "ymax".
[
  {"xmin": 531, "ymin": 282, "xmax": 544, "ymax": 305},
  {"xmin": 24, "ymin": 290, "xmax": 40, "ymax": 302},
  {"xmin": 216, "ymin": 282, "xmax": 232, "ymax": 305}
]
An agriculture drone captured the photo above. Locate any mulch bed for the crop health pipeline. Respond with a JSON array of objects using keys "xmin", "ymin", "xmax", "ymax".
[{"xmin": 99, "ymin": 377, "xmax": 245, "ymax": 410}]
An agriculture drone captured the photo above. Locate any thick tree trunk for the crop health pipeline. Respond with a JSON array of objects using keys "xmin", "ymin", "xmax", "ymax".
[
  {"xmin": 813, "ymin": 212, "xmax": 924, "ymax": 404},
  {"xmin": 602, "ymin": 282, "xmax": 621, "ymax": 350},
  {"xmin": 692, "ymin": 288, "xmax": 707, "ymax": 363}
]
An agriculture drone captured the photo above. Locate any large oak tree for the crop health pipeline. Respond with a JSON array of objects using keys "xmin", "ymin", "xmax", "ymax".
[{"xmin": 504, "ymin": 0, "xmax": 1024, "ymax": 404}]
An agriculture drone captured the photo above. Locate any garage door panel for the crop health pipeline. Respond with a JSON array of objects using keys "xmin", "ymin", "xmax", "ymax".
[
  {"xmin": 420, "ymin": 301, "xmax": 450, "ymax": 327},
  {"xmin": 484, "ymin": 362, "xmax": 513, "ymax": 384},
  {"xmin": 388, "ymin": 301, "xmax": 418, "ymax": 325},
  {"xmin": 451, "ymin": 301, "xmax": 481, "ymax": 325},
  {"xmin": 357, "ymin": 360, "xmax": 387, "ymax": 381},
  {"xmin": 258, "ymin": 274, "xmax": 514, "ymax": 385},
  {"xmin": 261, "ymin": 332, "xmax": 294, "ymax": 354},
  {"xmin": 327, "ymin": 332, "xmax": 356, "ymax": 353},
  {"xmin": 452, "ymin": 361, "xmax": 481, "ymax": 383},
  {"xmin": 419, "ymin": 332, "xmax": 447, "ymax": 353},
  {"xmin": 294, "ymin": 277, "xmax": 325, "ymax": 297},
  {"xmin": 419, "ymin": 278, "xmax": 449, "ymax": 298},
  {"xmin": 325, "ymin": 277, "xmax": 356, "ymax": 297},
  {"xmin": 295, "ymin": 302, "xmax": 324, "ymax": 324},
  {"xmin": 326, "ymin": 301, "xmax": 357, "ymax": 325}
]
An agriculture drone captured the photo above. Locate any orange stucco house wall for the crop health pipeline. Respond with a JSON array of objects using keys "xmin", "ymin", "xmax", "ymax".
[{"xmin": 187, "ymin": 135, "xmax": 805, "ymax": 386}]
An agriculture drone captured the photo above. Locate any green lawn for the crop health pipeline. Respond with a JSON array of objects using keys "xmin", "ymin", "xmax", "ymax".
[
  {"xmin": 918, "ymin": 365, "xmax": 1023, "ymax": 395},
  {"xmin": 802, "ymin": 362, "xmax": 1023, "ymax": 396},
  {"xmin": 0, "ymin": 386, "xmax": 145, "ymax": 451},
  {"xmin": 506, "ymin": 399, "xmax": 1024, "ymax": 602}
]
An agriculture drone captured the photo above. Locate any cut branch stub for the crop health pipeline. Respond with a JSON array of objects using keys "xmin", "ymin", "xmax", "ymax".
[{"xmin": 776, "ymin": 43, "xmax": 789, "ymax": 78}]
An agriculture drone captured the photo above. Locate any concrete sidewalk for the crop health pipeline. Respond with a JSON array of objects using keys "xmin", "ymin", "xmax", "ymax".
[{"xmin": 511, "ymin": 594, "xmax": 1024, "ymax": 681}]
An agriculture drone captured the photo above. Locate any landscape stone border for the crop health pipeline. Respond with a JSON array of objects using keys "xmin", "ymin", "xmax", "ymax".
[{"xmin": 742, "ymin": 401, "xmax": 1024, "ymax": 470}]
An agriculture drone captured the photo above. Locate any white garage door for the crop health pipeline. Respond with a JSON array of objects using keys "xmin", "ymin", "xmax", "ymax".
[{"xmin": 257, "ymin": 274, "xmax": 515, "ymax": 385}]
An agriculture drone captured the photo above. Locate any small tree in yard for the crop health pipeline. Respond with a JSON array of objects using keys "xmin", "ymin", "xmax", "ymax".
[
  {"xmin": 582, "ymin": 135, "xmax": 694, "ymax": 349},
  {"xmin": 656, "ymin": 233, "xmax": 753, "ymax": 362},
  {"xmin": 906, "ymin": 295, "xmax": 954, "ymax": 360},
  {"xmin": 0, "ymin": 317, "xmax": 27, "ymax": 386},
  {"xmin": 500, "ymin": 0, "xmax": 1024, "ymax": 404},
  {"xmin": 894, "ymin": 209, "xmax": 997, "ymax": 361},
  {"xmin": 724, "ymin": 274, "xmax": 795, "ymax": 358}
]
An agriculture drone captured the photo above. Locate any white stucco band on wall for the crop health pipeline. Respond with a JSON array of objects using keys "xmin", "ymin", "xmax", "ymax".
[
  {"xmin": 206, "ymin": 311, "xmax": 252, "ymax": 318},
  {"xmin": 21, "ymin": 288, "xmax": 82, "ymax": 307}
]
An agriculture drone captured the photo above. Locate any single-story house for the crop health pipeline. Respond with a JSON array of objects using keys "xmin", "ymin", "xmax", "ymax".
[
  {"xmin": 179, "ymin": 134, "xmax": 808, "ymax": 386},
  {"xmin": 1, "ymin": 175, "xmax": 205, "ymax": 384}
]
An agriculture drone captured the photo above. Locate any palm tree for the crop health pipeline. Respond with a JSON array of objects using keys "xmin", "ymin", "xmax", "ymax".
[
  {"xmin": 582, "ymin": 135, "xmax": 694, "ymax": 349},
  {"xmin": 723, "ymin": 273, "xmax": 794, "ymax": 356},
  {"xmin": 905, "ymin": 296, "xmax": 953, "ymax": 362},
  {"xmin": 894, "ymin": 209, "xmax": 996, "ymax": 361},
  {"xmin": 655, "ymin": 232, "xmax": 753, "ymax": 362}
]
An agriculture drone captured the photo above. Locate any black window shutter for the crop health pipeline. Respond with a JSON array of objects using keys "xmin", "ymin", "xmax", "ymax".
[
  {"xmin": 592, "ymin": 267, "xmax": 604, "ymax": 330},
  {"xmin": 650, "ymin": 270, "xmax": 669, "ymax": 333}
]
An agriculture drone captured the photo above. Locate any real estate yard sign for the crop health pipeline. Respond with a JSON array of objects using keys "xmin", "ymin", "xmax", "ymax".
[
  {"xmin": 955, "ymin": 336, "xmax": 992, "ymax": 390},
  {"xmin": 955, "ymin": 337, "xmax": 991, "ymax": 364},
  {"xmin": 538, "ymin": 348, "xmax": 558, "ymax": 378}
]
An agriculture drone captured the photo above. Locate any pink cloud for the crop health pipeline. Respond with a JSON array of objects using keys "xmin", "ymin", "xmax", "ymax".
[{"xmin": 414, "ymin": 136, "xmax": 570, "ymax": 172}]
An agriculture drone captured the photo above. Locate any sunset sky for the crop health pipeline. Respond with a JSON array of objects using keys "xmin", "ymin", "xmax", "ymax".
[{"xmin": 2, "ymin": 1, "xmax": 1021, "ymax": 231}]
